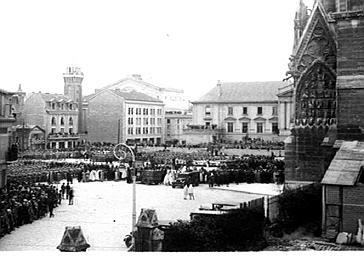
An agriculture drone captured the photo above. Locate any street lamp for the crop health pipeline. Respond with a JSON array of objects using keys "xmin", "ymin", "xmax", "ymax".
[{"xmin": 113, "ymin": 143, "xmax": 136, "ymax": 235}]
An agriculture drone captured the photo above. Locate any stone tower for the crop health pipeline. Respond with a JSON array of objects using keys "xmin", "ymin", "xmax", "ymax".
[
  {"xmin": 63, "ymin": 67, "xmax": 85, "ymax": 134},
  {"xmin": 285, "ymin": 0, "xmax": 364, "ymax": 183}
]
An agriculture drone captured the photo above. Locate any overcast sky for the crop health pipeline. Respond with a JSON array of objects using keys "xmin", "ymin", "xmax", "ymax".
[{"xmin": 0, "ymin": 0, "xmax": 315, "ymax": 100}]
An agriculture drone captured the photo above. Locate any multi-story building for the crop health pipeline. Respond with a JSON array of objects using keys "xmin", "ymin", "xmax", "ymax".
[
  {"xmin": 187, "ymin": 81, "xmax": 290, "ymax": 144},
  {"xmin": 95, "ymin": 74, "xmax": 189, "ymax": 111},
  {"xmin": 23, "ymin": 92, "xmax": 80, "ymax": 149},
  {"xmin": 165, "ymin": 110, "xmax": 192, "ymax": 145},
  {"xmin": 22, "ymin": 67, "xmax": 85, "ymax": 149},
  {"xmin": 86, "ymin": 88, "xmax": 165, "ymax": 145},
  {"xmin": 0, "ymin": 89, "xmax": 17, "ymax": 188}
]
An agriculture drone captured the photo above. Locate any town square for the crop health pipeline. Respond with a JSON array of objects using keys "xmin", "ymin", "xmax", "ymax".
[{"xmin": 1, "ymin": 0, "xmax": 364, "ymax": 252}]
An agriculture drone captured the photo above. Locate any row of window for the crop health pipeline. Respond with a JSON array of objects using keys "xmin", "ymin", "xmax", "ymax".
[
  {"xmin": 226, "ymin": 122, "xmax": 279, "ymax": 134},
  {"xmin": 127, "ymin": 127, "xmax": 162, "ymax": 135},
  {"xmin": 51, "ymin": 116, "xmax": 74, "ymax": 126},
  {"xmin": 50, "ymin": 102, "xmax": 77, "ymax": 111},
  {"xmin": 128, "ymin": 107, "xmax": 163, "ymax": 116},
  {"xmin": 166, "ymin": 119, "xmax": 180, "ymax": 124},
  {"xmin": 205, "ymin": 106, "xmax": 277, "ymax": 116},
  {"xmin": 50, "ymin": 127, "xmax": 74, "ymax": 134},
  {"xmin": 127, "ymin": 117, "xmax": 162, "ymax": 126}
]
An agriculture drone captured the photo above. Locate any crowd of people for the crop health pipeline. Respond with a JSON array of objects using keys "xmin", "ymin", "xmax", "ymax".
[
  {"xmin": 1, "ymin": 142, "xmax": 285, "ymax": 239},
  {"xmin": 0, "ymin": 180, "xmax": 60, "ymax": 237}
]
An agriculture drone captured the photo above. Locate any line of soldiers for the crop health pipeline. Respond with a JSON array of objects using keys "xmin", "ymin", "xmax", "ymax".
[{"xmin": 0, "ymin": 180, "xmax": 59, "ymax": 238}]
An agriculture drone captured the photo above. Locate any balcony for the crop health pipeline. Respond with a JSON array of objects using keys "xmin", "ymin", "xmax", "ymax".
[{"xmin": 48, "ymin": 133, "xmax": 80, "ymax": 140}]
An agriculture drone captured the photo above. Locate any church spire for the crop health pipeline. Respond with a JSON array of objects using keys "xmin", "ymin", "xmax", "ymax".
[{"xmin": 294, "ymin": 0, "xmax": 309, "ymax": 50}]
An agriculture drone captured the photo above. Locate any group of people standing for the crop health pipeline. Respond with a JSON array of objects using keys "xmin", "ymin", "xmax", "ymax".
[{"xmin": 183, "ymin": 184, "xmax": 195, "ymax": 200}]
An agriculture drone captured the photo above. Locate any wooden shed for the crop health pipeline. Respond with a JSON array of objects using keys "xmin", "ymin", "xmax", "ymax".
[{"xmin": 321, "ymin": 141, "xmax": 364, "ymax": 239}]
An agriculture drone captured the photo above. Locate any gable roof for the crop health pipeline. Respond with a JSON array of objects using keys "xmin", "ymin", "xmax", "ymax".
[
  {"xmin": 193, "ymin": 81, "xmax": 290, "ymax": 103},
  {"xmin": 86, "ymin": 89, "xmax": 163, "ymax": 103},
  {"xmin": 38, "ymin": 93, "xmax": 72, "ymax": 102},
  {"xmin": 113, "ymin": 89, "xmax": 163, "ymax": 103},
  {"xmin": 321, "ymin": 141, "xmax": 364, "ymax": 186},
  {"xmin": 101, "ymin": 76, "xmax": 183, "ymax": 93}
]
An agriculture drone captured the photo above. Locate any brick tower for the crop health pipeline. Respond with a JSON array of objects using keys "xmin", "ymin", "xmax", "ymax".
[
  {"xmin": 63, "ymin": 67, "xmax": 85, "ymax": 135},
  {"xmin": 285, "ymin": 0, "xmax": 364, "ymax": 183}
]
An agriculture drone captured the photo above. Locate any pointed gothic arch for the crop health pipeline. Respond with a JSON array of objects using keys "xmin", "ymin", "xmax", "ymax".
[{"xmin": 295, "ymin": 60, "xmax": 336, "ymax": 126}]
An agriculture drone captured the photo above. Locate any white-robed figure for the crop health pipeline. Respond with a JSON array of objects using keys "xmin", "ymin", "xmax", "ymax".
[
  {"xmin": 183, "ymin": 184, "xmax": 188, "ymax": 200},
  {"xmin": 90, "ymin": 170, "xmax": 98, "ymax": 181}
]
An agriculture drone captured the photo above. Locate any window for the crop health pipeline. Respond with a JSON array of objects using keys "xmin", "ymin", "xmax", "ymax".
[
  {"xmin": 128, "ymin": 108, "xmax": 134, "ymax": 115},
  {"xmin": 69, "ymin": 104, "xmax": 73, "ymax": 110},
  {"xmin": 143, "ymin": 118, "xmax": 148, "ymax": 125},
  {"xmin": 128, "ymin": 117, "xmax": 134, "ymax": 125},
  {"xmin": 143, "ymin": 127, "xmax": 148, "ymax": 134},
  {"xmin": 128, "ymin": 127, "xmax": 134, "ymax": 135},
  {"xmin": 177, "ymin": 119, "xmax": 180, "ymax": 124},
  {"xmin": 228, "ymin": 106, "xmax": 233, "ymax": 116},
  {"xmin": 242, "ymin": 122, "xmax": 248, "ymax": 133},
  {"xmin": 136, "ymin": 118, "xmax": 141, "ymax": 125},
  {"xmin": 157, "ymin": 127, "xmax": 162, "ymax": 134},
  {"xmin": 257, "ymin": 107, "xmax": 263, "ymax": 115},
  {"xmin": 272, "ymin": 123, "xmax": 279, "ymax": 134},
  {"xmin": 60, "ymin": 128, "xmax": 65, "ymax": 134},
  {"xmin": 157, "ymin": 118, "xmax": 162, "ymax": 125},
  {"xmin": 205, "ymin": 122, "xmax": 210, "ymax": 127},
  {"xmin": 150, "ymin": 118, "xmax": 155, "ymax": 125},
  {"xmin": 150, "ymin": 109, "xmax": 155, "ymax": 115},
  {"xmin": 338, "ymin": 0, "xmax": 363, "ymax": 12},
  {"xmin": 136, "ymin": 108, "xmax": 141, "ymax": 115},
  {"xmin": 61, "ymin": 104, "xmax": 64, "ymax": 110},
  {"xmin": 69, "ymin": 128, "xmax": 73, "ymax": 134},
  {"xmin": 242, "ymin": 107, "xmax": 248, "ymax": 115},
  {"xmin": 157, "ymin": 109, "xmax": 162, "ymax": 115},
  {"xmin": 136, "ymin": 127, "xmax": 141, "ymax": 134},
  {"xmin": 69, "ymin": 117, "xmax": 73, "ymax": 126},
  {"xmin": 150, "ymin": 127, "xmax": 155, "ymax": 134},
  {"xmin": 227, "ymin": 122, "xmax": 234, "ymax": 133},
  {"xmin": 51, "ymin": 128, "xmax": 56, "ymax": 134},
  {"xmin": 257, "ymin": 123, "xmax": 263, "ymax": 133},
  {"xmin": 51, "ymin": 117, "xmax": 56, "ymax": 126},
  {"xmin": 52, "ymin": 103, "xmax": 56, "ymax": 110},
  {"xmin": 167, "ymin": 119, "xmax": 171, "ymax": 124},
  {"xmin": 205, "ymin": 105, "xmax": 211, "ymax": 115},
  {"xmin": 60, "ymin": 117, "xmax": 65, "ymax": 126},
  {"xmin": 272, "ymin": 106, "xmax": 278, "ymax": 116}
]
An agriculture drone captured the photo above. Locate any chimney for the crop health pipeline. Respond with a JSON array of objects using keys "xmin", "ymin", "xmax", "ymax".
[
  {"xmin": 131, "ymin": 74, "xmax": 142, "ymax": 81},
  {"xmin": 217, "ymin": 80, "xmax": 222, "ymax": 97}
]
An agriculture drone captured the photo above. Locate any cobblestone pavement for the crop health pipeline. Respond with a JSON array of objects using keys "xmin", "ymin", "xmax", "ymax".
[{"xmin": 0, "ymin": 180, "xmax": 261, "ymax": 251}]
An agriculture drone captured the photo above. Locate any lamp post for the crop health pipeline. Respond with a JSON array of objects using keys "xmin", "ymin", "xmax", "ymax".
[{"xmin": 113, "ymin": 143, "xmax": 136, "ymax": 234}]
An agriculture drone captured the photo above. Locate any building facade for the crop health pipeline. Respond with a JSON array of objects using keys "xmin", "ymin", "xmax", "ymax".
[
  {"xmin": 188, "ymin": 81, "xmax": 290, "ymax": 144},
  {"xmin": 95, "ymin": 74, "xmax": 189, "ymax": 111},
  {"xmin": 86, "ymin": 88, "xmax": 165, "ymax": 145},
  {"xmin": 23, "ymin": 92, "xmax": 80, "ymax": 149},
  {"xmin": 165, "ymin": 110, "xmax": 192, "ymax": 145},
  {"xmin": 0, "ymin": 89, "xmax": 17, "ymax": 188}
]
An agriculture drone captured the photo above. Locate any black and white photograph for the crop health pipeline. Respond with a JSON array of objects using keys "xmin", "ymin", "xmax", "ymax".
[{"xmin": 1, "ymin": 0, "xmax": 364, "ymax": 253}]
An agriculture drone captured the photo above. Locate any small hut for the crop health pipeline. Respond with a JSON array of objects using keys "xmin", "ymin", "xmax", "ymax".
[{"xmin": 321, "ymin": 141, "xmax": 364, "ymax": 239}]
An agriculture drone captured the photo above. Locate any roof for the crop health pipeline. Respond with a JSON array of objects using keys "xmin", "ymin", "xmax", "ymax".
[
  {"xmin": 321, "ymin": 141, "xmax": 364, "ymax": 186},
  {"xmin": 13, "ymin": 124, "xmax": 45, "ymax": 132},
  {"xmin": 85, "ymin": 89, "xmax": 163, "ymax": 103},
  {"xmin": 113, "ymin": 89, "xmax": 162, "ymax": 103},
  {"xmin": 193, "ymin": 81, "xmax": 290, "ymax": 103},
  {"xmin": 101, "ymin": 76, "xmax": 183, "ymax": 93},
  {"xmin": 38, "ymin": 93, "xmax": 72, "ymax": 102}
]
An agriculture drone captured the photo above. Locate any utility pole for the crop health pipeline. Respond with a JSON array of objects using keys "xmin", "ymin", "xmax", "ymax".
[
  {"xmin": 22, "ymin": 119, "xmax": 25, "ymax": 153},
  {"xmin": 117, "ymin": 119, "xmax": 121, "ymax": 144}
]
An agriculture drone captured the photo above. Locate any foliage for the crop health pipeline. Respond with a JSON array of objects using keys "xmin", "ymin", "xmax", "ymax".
[
  {"xmin": 163, "ymin": 208, "xmax": 266, "ymax": 251},
  {"xmin": 276, "ymin": 184, "xmax": 322, "ymax": 235}
]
